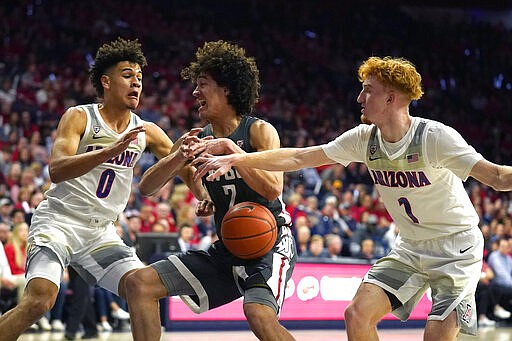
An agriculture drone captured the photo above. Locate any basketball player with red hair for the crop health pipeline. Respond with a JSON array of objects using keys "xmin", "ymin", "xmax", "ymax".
[{"xmin": 191, "ymin": 56, "xmax": 512, "ymax": 340}]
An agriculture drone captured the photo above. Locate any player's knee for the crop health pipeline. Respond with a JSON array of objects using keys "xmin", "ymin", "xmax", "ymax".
[
  {"xmin": 344, "ymin": 302, "xmax": 367, "ymax": 328},
  {"xmin": 23, "ymin": 289, "xmax": 56, "ymax": 317},
  {"xmin": 243, "ymin": 303, "xmax": 274, "ymax": 330},
  {"xmin": 124, "ymin": 270, "xmax": 147, "ymax": 296},
  {"xmin": 124, "ymin": 268, "xmax": 160, "ymax": 300}
]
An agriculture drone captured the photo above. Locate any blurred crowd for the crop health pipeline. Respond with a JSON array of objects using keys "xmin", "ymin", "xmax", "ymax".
[{"xmin": 1, "ymin": 0, "xmax": 512, "ymax": 333}]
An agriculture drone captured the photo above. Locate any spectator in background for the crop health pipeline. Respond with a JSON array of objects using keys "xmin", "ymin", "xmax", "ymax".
[
  {"xmin": 0, "ymin": 198, "xmax": 13, "ymax": 226},
  {"xmin": 355, "ymin": 238, "xmax": 378, "ymax": 262},
  {"xmin": 480, "ymin": 224, "xmax": 493, "ymax": 259},
  {"xmin": 138, "ymin": 203, "xmax": 156, "ymax": 233},
  {"xmin": 175, "ymin": 204, "xmax": 200, "ymax": 246},
  {"xmin": 3, "ymin": 222, "xmax": 28, "ymax": 305},
  {"xmin": 177, "ymin": 223, "xmax": 195, "ymax": 253},
  {"xmin": 154, "ymin": 202, "xmax": 176, "ymax": 233},
  {"xmin": 476, "ymin": 260, "xmax": 496, "ymax": 327},
  {"xmin": 150, "ymin": 221, "xmax": 168, "ymax": 233},
  {"xmin": 196, "ymin": 215, "xmax": 216, "ymax": 251},
  {"xmin": 64, "ymin": 268, "xmax": 98, "ymax": 340},
  {"xmin": 94, "ymin": 287, "xmax": 130, "ymax": 332},
  {"xmin": 337, "ymin": 202, "xmax": 357, "ymax": 248},
  {"xmin": 25, "ymin": 190, "xmax": 44, "ymax": 223},
  {"xmin": 285, "ymin": 192, "xmax": 306, "ymax": 231},
  {"xmin": 350, "ymin": 212, "xmax": 378, "ymax": 257},
  {"xmin": 301, "ymin": 196, "xmax": 322, "ymax": 231},
  {"xmin": 45, "ymin": 270, "xmax": 68, "ymax": 332},
  {"xmin": 314, "ymin": 196, "xmax": 342, "ymax": 236},
  {"xmin": 325, "ymin": 233, "xmax": 343, "ymax": 260},
  {"xmin": 29, "ymin": 132, "xmax": 49, "ymax": 165},
  {"xmin": 301, "ymin": 234, "xmax": 328, "ymax": 258},
  {"xmin": 295, "ymin": 218, "xmax": 311, "ymax": 256},
  {"xmin": 487, "ymin": 238, "xmax": 512, "ymax": 319},
  {"xmin": 124, "ymin": 189, "xmax": 142, "ymax": 219},
  {"xmin": 196, "ymin": 214, "xmax": 214, "ymax": 241},
  {"xmin": 288, "ymin": 167, "xmax": 322, "ymax": 198},
  {"xmin": 0, "ymin": 239, "xmax": 17, "ymax": 314},
  {"xmin": 0, "ymin": 222, "xmax": 10, "ymax": 245},
  {"xmin": 123, "ymin": 213, "xmax": 141, "ymax": 249},
  {"xmin": 10, "ymin": 208, "xmax": 26, "ymax": 226},
  {"xmin": 351, "ymin": 193, "xmax": 374, "ymax": 223}
]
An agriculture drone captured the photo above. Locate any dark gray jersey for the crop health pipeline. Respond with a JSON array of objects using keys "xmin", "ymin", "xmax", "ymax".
[{"xmin": 198, "ymin": 115, "xmax": 288, "ymax": 239}]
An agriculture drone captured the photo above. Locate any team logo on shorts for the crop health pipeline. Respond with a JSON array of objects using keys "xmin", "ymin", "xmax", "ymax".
[
  {"xmin": 462, "ymin": 303, "xmax": 472, "ymax": 323},
  {"xmin": 236, "ymin": 140, "xmax": 244, "ymax": 148}
]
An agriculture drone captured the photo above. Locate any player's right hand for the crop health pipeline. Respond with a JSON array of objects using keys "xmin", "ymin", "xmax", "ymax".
[{"xmin": 192, "ymin": 153, "xmax": 238, "ymax": 181}]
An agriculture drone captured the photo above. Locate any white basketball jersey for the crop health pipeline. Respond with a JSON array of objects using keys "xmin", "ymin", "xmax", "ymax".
[
  {"xmin": 322, "ymin": 117, "xmax": 483, "ymax": 240},
  {"xmin": 44, "ymin": 104, "xmax": 147, "ymax": 222}
]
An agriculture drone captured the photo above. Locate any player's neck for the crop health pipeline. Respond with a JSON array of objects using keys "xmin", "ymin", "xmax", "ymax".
[
  {"xmin": 210, "ymin": 115, "xmax": 243, "ymax": 138},
  {"xmin": 98, "ymin": 103, "xmax": 132, "ymax": 132},
  {"xmin": 379, "ymin": 112, "xmax": 412, "ymax": 143}
]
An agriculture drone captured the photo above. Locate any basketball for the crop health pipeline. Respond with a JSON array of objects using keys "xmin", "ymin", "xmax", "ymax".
[{"xmin": 221, "ymin": 201, "xmax": 278, "ymax": 260}]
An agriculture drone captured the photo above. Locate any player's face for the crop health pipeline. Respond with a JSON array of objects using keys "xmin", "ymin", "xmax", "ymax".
[
  {"xmin": 192, "ymin": 73, "xmax": 230, "ymax": 120},
  {"xmin": 105, "ymin": 61, "xmax": 142, "ymax": 110},
  {"xmin": 357, "ymin": 76, "xmax": 390, "ymax": 125}
]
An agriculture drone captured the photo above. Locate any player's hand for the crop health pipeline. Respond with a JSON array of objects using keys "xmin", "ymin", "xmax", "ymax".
[
  {"xmin": 176, "ymin": 128, "xmax": 206, "ymax": 159},
  {"xmin": 109, "ymin": 125, "xmax": 146, "ymax": 155},
  {"xmin": 196, "ymin": 199, "xmax": 215, "ymax": 216},
  {"xmin": 186, "ymin": 138, "xmax": 237, "ymax": 159},
  {"xmin": 180, "ymin": 132, "xmax": 216, "ymax": 160},
  {"xmin": 192, "ymin": 153, "xmax": 238, "ymax": 181}
]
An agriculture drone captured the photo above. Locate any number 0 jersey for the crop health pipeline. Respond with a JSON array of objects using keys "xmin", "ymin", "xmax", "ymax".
[
  {"xmin": 44, "ymin": 103, "xmax": 146, "ymax": 222},
  {"xmin": 322, "ymin": 116, "xmax": 483, "ymax": 240}
]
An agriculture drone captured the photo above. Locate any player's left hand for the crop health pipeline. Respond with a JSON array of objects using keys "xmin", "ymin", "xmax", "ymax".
[{"xmin": 196, "ymin": 199, "xmax": 215, "ymax": 216}]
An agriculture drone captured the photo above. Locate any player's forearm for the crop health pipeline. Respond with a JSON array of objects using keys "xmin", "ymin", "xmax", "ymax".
[
  {"xmin": 49, "ymin": 147, "xmax": 120, "ymax": 183},
  {"xmin": 234, "ymin": 146, "xmax": 327, "ymax": 172},
  {"xmin": 179, "ymin": 166, "xmax": 209, "ymax": 201},
  {"xmin": 139, "ymin": 151, "xmax": 188, "ymax": 196}
]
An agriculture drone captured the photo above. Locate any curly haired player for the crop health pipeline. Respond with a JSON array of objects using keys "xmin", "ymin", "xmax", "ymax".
[
  {"xmin": 0, "ymin": 37, "xmax": 209, "ymax": 341},
  {"xmin": 127, "ymin": 41, "xmax": 297, "ymax": 341}
]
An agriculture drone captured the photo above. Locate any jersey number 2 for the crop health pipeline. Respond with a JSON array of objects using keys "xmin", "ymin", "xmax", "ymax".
[{"xmin": 398, "ymin": 197, "xmax": 419, "ymax": 223}]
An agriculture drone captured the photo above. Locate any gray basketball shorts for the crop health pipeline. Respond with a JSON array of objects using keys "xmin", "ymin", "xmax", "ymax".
[
  {"xmin": 152, "ymin": 225, "xmax": 297, "ymax": 315},
  {"xmin": 27, "ymin": 203, "xmax": 144, "ymax": 295},
  {"xmin": 364, "ymin": 228, "xmax": 483, "ymax": 336}
]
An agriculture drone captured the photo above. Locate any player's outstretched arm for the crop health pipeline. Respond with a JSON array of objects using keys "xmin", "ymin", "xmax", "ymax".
[
  {"xmin": 49, "ymin": 107, "xmax": 145, "ymax": 183},
  {"xmin": 470, "ymin": 159, "xmax": 512, "ymax": 191},
  {"xmin": 139, "ymin": 127, "xmax": 204, "ymax": 196},
  {"xmin": 192, "ymin": 145, "xmax": 334, "ymax": 182}
]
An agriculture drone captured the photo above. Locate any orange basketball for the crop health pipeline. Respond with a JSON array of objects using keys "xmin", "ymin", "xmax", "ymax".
[{"xmin": 221, "ymin": 201, "xmax": 278, "ymax": 260}]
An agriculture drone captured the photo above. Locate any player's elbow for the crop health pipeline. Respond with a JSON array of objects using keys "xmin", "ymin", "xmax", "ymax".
[
  {"xmin": 261, "ymin": 185, "xmax": 282, "ymax": 202},
  {"xmin": 48, "ymin": 165, "xmax": 64, "ymax": 183},
  {"xmin": 138, "ymin": 182, "xmax": 157, "ymax": 197}
]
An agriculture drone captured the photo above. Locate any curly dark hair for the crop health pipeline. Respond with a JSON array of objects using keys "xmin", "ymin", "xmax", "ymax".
[
  {"xmin": 89, "ymin": 37, "xmax": 147, "ymax": 98},
  {"xmin": 181, "ymin": 40, "xmax": 260, "ymax": 115}
]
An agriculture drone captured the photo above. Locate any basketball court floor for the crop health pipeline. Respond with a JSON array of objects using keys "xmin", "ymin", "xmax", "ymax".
[{"xmin": 17, "ymin": 327, "xmax": 512, "ymax": 341}]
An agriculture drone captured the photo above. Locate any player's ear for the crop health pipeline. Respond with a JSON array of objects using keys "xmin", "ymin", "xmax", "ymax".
[
  {"xmin": 386, "ymin": 92, "xmax": 394, "ymax": 104},
  {"xmin": 101, "ymin": 75, "xmax": 110, "ymax": 90}
]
